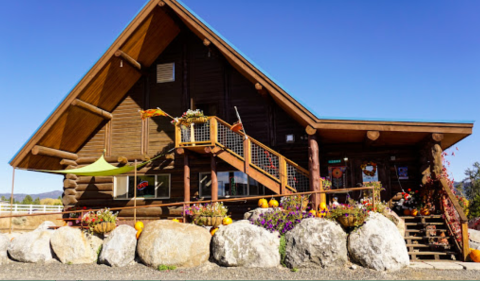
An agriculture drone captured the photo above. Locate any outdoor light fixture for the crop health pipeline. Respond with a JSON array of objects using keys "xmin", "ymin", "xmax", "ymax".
[
  {"xmin": 343, "ymin": 157, "xmax": 349, "ymax": 162},
  {"xmin": 286, "ymin": 134, "xmax": 295, "ymax": 143}
]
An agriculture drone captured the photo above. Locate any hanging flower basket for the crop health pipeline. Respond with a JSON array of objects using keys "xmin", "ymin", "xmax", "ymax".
[
  {"xmin": 231, "ymin": 122, "xmax": 243, "ymax": 133},
  {"xmin": 197, "ymin": 216, "xmax": 224, "ymax": 228},
  {"xmin": 337, "ymin": 216, "xmax": 358, "ymax": 228},
  {"xmin": 187, "ymin": 116, "xmax": 208, "ymax": 124},
  {"xmin": 93, "ymin": 222, "xmax": 116, "ymax": 234}
]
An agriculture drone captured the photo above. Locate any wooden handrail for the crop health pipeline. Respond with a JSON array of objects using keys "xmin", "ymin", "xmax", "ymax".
[
  {"xmin": 0, "ymin": 186, "xmax": 374, "ymax": 219},
  {"xmin": 439, "ymin": 178, "xmax": 470, "ymax": 262}
]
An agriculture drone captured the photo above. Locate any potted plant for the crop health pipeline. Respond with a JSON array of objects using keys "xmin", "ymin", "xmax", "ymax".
[
  {"xmin": 82, "ymin": 208, "xmax": 119, "ymax": 234},
  {"xmin": 326, "ymin": 200, "xmax": 369, "ymax": 228},
  {"xmin": 280, "ymin": 195, "xmax": 310, "ymax": 211},
  {"xmin": 185, "ymin": 202, "xmax": 228, "ymax": 228}
]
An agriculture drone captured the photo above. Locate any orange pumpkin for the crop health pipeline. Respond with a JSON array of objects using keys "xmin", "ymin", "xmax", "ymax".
[
  {"xmin": 268, "ymin": 199, "xmax": 279, "ymax": 208},
  {"xmin": 411, "ymin": 209, "xmax": 418, "ymax": 216},
  {"xmin": 403, "ymin": 209, "xmax": 411, "ymax": 216},
  {"xmin": 222, "ymin": 217, "xmax": 233, "ymax": 225},
  {"xmin": 134, "ymin": 221, "xmax": 144, "ymax": 231},
  {"xmin": 210, "ymin": 227, "xmax": 219, "ymax": 236},
  {"xmin": 421, "ymin": 208, "xmax": 430, "ymax": 216},
  {"xmin": 136, "ymin": 229, "xmax": 142, "ymax": 240},
  {"xmin": 308, "ymin": 210, "xmax": 317, "ymax": 217},
  {"xmin": 172, "ymin": 218, "xmax": 180, "ymax": 223},
  {"xmin": 258, "ymin": 199, "xmax": 268, "ymax": 207},
  {"xmin": 470, "ymin": 249, "xmax": 480, "ymax": 263},
  {"xmin": 317, "ymin": 209, "xmax": 328, "ymax": 218}
]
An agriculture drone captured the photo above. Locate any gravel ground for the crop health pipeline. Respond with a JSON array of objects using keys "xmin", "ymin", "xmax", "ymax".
[{"xmin": 1, "ymin": 260, "xmax": 479, "ymax": 280}]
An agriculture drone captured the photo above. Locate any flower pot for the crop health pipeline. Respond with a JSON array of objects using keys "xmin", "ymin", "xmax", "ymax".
[
  {"xmin": 198, "ymin": 216, "xmax": 224, "ymax": 227},
  {"xmin": 337, "ymin": 216, "xmax": 358, "ymax": 228},
  {"xmin": 93, "ymin": 222, "xmax": 116, "ymax": 234},
  {"xmin": 187, "ymin": 117, "xmax": 208, "ymax": 124}
]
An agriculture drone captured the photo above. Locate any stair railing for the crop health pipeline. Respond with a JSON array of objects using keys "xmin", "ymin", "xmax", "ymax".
[
  {"xmin": 439, "ymin": 178, "xmax": 470, "ymax": 261},
  {"xmin": 175, "ymin": 116, "xmax": 310, "ymax": 194}
]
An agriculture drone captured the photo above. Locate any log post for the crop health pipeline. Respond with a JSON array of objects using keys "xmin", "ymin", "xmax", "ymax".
[
  {"xmin": 244, "ymin": 138, "xmax": 251, "ymax": 174},
  {"xmin": 71, "ymin": 99, "xmax": 113, "ymax": 119},
  {"xmin": 211, "ymin": 155, "xmax": 218, "ymax": 201},
  {"xmin": 175, "ymin": 123, "xmax": 181, "ymax": 147},
  {"xmin": 184, "ymin": 153, "xmax": 190, "ymax": 205},
  {"xmin": 210, "ymin": 118, "xmax": 218, "ymax": 145},
  {"xmin": 308, "ymin": 135, "xmax": 322, "ymax": 210},
  {"xmin": 114, "ymin": 50, "xmax": 141, "ymax": 70},
  {"xmin": 279, "ymin": 156, "xmax": 287, "ymax": 194}
]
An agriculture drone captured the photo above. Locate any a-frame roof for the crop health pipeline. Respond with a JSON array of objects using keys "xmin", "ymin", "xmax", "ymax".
[{"xmin": 10, "ymin": 0, "xmax": 474, "ymax": 170}]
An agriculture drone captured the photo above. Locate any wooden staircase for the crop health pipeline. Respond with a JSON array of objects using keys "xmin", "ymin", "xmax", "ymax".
[
  {"xmin": 175, "ymin": 117, "xmax": 311, "ymax": 195},
  {"xmin": 403, "ymin": 214, "xmax": 461, "ymax": 261}
]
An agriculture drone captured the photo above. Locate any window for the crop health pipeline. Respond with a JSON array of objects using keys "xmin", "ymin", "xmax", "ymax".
[
  {"xmin": 156, "ymin": 63, "xmax": 175, "ymax": 83},
  {"xmin": 199, "ymin": 171, "xmax": 265, "ymax": 198},
  {"xmin": 114, "ymin": 174, "xmax": 170, "ymax": 199}
]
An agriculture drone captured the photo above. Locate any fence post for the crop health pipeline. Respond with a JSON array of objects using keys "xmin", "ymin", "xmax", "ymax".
[
  {"xmin": 43, "ymin": 205, "xmax": 46, "ymax": 213},
  {"xmin": 29, "ymin": 205, "xmax": 33, "ymax": 214},
  {"xmin": 58, "ymin": 206, "xmax": 62, "ymax": 212},
  {"xmin": 175, "ymin": 123, "xmax": 181, "ymax": 147},
  {"xmin": 279, "ymin": 156, "xmax": 287, "ymax": 194},
  {"xmin": 210, "ymin": 118, "xmax": 217, "ymax": 146},
  {"xmin": 14, "ymin": 204, "xmax": 18, "ymax": 213},
  {"xmin": 244, "ymin": 138, "xmax": 251, "ymax": 174}
]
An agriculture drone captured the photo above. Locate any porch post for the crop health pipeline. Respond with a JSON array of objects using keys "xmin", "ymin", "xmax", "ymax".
[
  {"xmin": 308, "ymin": 134, "xmax": 322, "ymax": 210},
  {"xmin": 211, "ymin": 155, "xmax": 218, "ymax": 202},
  {"xmin": 184, "ymin": 153, "xmax": 190, "ymax": 205}
]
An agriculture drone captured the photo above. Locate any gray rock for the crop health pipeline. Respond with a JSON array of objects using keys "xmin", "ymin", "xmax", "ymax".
[
  {"xmin": 0, "ymin": 233, "xmax": 9, "ymax": 264},
  {"xmin": 348, "ymin": 212, "xmax": 409, "ymax": 271},
  {"xmin": 137, "ymin": 220, "xmax": 211, "ymax": 268},
  {"xmin": 99, "ymin": 225, "xmax": 137, "ymax": 267},
  {"xmin": 34, "ymin": 221, "xmax": 57, "ymax": 232},
  {"xmin": 382, "ymin": 209, "xmax": 405, "ymax": 238},
  {"xmin": 50, "ymin": 227, "xmax": 100, "ymax": 264},
  {"xmin": 211, "ymin": 221, "xmax": 280, "ymax": 268},
  {"xmin": 7, "ymin": 231, "xmax": 53, "ymax": 263},
  {"xmin": 469, "ymin": 229, "xmax": 480, "ymax": 250},
  {"xmin": 244, "ymin": 208, "xmax": 274, "ymax": 222},
  {"xmin": 285, "ymin": 218, "xmax": 348, "ymax": 268}
]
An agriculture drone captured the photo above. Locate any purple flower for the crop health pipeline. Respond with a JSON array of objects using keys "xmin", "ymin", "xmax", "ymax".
[{"xmin": 345, "ymin": 213, "xmax": 349, "ymax": 217}]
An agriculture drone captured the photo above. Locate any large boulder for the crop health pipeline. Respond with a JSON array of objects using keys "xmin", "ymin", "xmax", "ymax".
[
  {"xmin": 285, "ymin": 218, "xmax": 348, "ymax": 268},
  {"xmin": 34, "ymin": 221, "xmax": 57, "ymax": 232},
  {"xmin": 137, "ymin": 220, "xmax": 211, "ymax": 268},
  {"xmin": 50, "ymin": 227, "xmax": 102, "ymax": 264},
  {"xmin": 244, "ymin": 208, "xmax": 274, "ymax": 222},
  {"xmin": 7, "ymin": 230, "xmax": 53, "ymax": 263},
  {"xmin": 382, "ymin": 209, "xmax": 405, "ymax": 238},
  {"xmin": 99, "ymin": 225, "xmax": 137, "ymax": 267},
  {"xmin": 468, "ymin": 229, "xmax": 480, "ymax": 250},
  {"xmin": 211, "ymin": 221, "xmax": 280, "ymax": 267},
  {"xmin": 0, "ymin": 233, "xmax": 9, "ymax": 264},
  {"xmin": 348, "ymin": 212, "xmax": 409, "ymax": 271}
]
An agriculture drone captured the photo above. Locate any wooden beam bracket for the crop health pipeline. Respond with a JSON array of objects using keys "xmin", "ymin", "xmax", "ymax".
[
  {"xmin": 31, "ymin": 145, "xmax": 78, "ymax": 160},
  {"xmin": 114, "ymin": 50, "xmax": 142, "ymax": 71},
  {"xmin": 71, "ymin": 99, "xmax": 113, "ymax": 119}
]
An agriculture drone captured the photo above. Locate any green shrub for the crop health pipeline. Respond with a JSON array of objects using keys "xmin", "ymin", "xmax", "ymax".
[
  {"xmin": 279, "ymin": 235, "xmax": 287, "ymax": 267},
  {"xmin": 158, "ymin": 264, "xmax": 176, "ymax": 271}
]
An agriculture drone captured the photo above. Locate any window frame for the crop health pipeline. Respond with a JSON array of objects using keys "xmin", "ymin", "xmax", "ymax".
[
  {"xmin": 114, "ymin": 174, "xmax": 171, "ymax": 200},
  {"xmin": 198, "ymin": 171, "xmax": 264, "ymax": 198}
]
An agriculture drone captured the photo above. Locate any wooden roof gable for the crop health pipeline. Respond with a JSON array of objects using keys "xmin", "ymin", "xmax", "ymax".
[{"xmin": 10, "ymin": 0, "xmax": 474, "ymax": 170}]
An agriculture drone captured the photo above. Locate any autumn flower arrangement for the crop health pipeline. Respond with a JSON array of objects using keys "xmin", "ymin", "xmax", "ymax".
[
  {"xmin": 171, "ymin": 109, "xmax": 208, "ymax": 128},
  {"xmin": 251, "ymin": 209, "xmax": 315, "ymax": 235},
  {"xmin": 280, "ymin": 194, "xmax": 310, "ymax": 211},
  {"xmin": 185, "ymin": 202, "xmax": 228, "ymax": 226},
  {"xmin": 81, "ymin": 208, "xmax": 118, "ymax": 233},
  {"xmin": 321, "ymin": 177, "xmax": 332, "ymax": 191},
  {"xmin": 326, "ymin": 199, "xmax": 369, "ymax": 228}
]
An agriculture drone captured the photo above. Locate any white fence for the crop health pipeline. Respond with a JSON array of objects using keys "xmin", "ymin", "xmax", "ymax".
[{"xmin": 0, "ymin": 204, "xmax": 63, "ymax": 215}]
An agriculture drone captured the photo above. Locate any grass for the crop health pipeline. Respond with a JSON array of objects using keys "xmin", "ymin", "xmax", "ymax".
[
  {"xmin": 158, "ymin": 264, "xmax": 177, "ymax": 271},
  {"xmin": 279, "ymin": 234, "xmax": 287, "ymax": 267}
]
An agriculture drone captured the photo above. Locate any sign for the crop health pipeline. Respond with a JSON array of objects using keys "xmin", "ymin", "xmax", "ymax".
[
  {"xmin": 328, "ymin": 166, "xmax": 347, "ymax": 188},
  {"xmin": 398, "ymin": 167, "xmax": 408, "ymax": 180},
  {"xmin": 328, "ymin": 159, "xmax": 342, "ymax": 164},
  {"xmin": 137, "ymin": 181, "xmax": 149, "ymax": 191}
]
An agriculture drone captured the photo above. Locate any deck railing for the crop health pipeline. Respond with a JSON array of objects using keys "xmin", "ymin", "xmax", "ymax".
[
  {"xmin": 439, "ymin": 178, "xmax": 470, "ymax": 261},
  {"xmin": 175, "ymin": 117, "xmax": 310, "ymax": 193}
]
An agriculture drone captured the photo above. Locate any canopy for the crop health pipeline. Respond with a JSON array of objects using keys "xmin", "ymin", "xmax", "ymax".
[{"xmin": 36, "ymin": 148, "xmax": 175, "ymax": 176}]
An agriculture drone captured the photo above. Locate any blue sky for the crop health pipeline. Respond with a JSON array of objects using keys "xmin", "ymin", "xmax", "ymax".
[{"xmin": 0, "ymin": 1, "xmax": 478, "ymax": 195}]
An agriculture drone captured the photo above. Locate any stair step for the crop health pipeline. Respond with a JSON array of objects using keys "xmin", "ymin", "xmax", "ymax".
[
  {"xmin": 406, "ymin": 236, "xmax": 452, "ymax": 240},
  {"xmin": 406, "ymin": 244, "xmax": 430, "ymax": 248},
  {"xmin": 406, "ymin": 229, "xmax": 448, "ymax": 233},
  {"xmin": 401, "ymin": 215, "xmax": 443, "ymax": 219},
  {"xmin": 406, "ymin": 222, "xmax": 445, "ymax": 226},
  {"xmin": 408, "ymin": 251, "xmax": 456, "ymax": 256}
]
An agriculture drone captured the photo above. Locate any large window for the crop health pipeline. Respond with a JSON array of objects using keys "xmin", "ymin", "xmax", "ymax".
[
  {"xmin": 199, "ymin": 171, "xmax": 265, "ymax": 198},
  {"xmin": 114, "ymin": 174, "xmax": 170, "ymax": 199}
]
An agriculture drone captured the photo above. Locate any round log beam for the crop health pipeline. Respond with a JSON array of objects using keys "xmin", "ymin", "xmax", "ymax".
[
  {"xmin": 117, "ymin": 156, "xmax": 128, "ymax": 165},
  {"xmin": 60, "ymin": 159, "xmax": 77, "ymax": 167},
  {"xmin": 203, "ymin": 38, "xmax": 211, "ymax": 46},
  {"xmin": 63, "ymin": 179, "xmax": 77, "ymax": 189},
  {"xmin": 255, "ymin": 83, "xmax": 263, "ymax": 91},
  {"xmin": 305, "ymin": 125, "xmax": 317, "ymax": 136},
  {"xmin": 366, "ymin": 131, "xmax": 380, "ymax": 142},
  {"xmin": 31, "ymin": 145, "xmax": 78, "ymax": 160},
  {"xmin": 432, "ymin": 133, "xmax": 444, "ymax": 142},
  {"xmin": 62, "ymin": 195, "xmax": 78, "ymax": 206},
  {"xmin": 176, "ymin": 148, "xmax": 185, "ymax": 155},
  {"xmin": 64, "ymin": 188, "xmax": 77, "ymax": 196}
]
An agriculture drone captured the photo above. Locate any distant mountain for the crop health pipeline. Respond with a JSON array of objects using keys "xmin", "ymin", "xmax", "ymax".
[{"xmin": 0, "ymin": 190, "xmax": 63, "ymax": 202}]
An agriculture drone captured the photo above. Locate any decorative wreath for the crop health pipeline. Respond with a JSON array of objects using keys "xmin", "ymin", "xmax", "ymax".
[
  {"xmin": 332, "ymin": 168, "xmax": 343, "ymax": 178},
  {"xmin": 360, "ymin": 161, "xmax": 377, "ymax": 177}
]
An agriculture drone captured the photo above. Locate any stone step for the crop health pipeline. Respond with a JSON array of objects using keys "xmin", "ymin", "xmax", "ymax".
[
  {"xmin": 406, "ymin": 229, "xmax": 448, "ymax": 233},
  {"xmin": 401, "ymin": 215, "xmax": 443, "ymax": 219},
  {"xmin": 405, "ymin": 236, "xmax": 452, "ymax": 240},
  {"xmin": 408, "ymin": 251, "xmax": 457, "ymax": 256},
  {"xmin": 406, "ymin": 244, "xmax": 430, "ymax": 248},
  {"xmin": 406, "ymin": 222, "xmax": 445, "ymax": 226}
]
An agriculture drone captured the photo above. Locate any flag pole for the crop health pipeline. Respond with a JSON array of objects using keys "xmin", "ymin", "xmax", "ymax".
[
  {"xmin": 9, "ymin": 167, "xmax": 16, "ymax": 234},
  {"xmin": 134, "ymin": 160, "xmax": 137, "ymax": 224}
]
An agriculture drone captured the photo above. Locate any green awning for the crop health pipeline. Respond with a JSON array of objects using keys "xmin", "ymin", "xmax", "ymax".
[{"xmin": 36, "ymin": 148, "xmax": 174, "ymax": 176}]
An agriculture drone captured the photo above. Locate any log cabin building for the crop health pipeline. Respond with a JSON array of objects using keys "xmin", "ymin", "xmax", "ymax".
[{"xmin": 9, "ymin": 0, "xmax": 473, "ymax": 221}]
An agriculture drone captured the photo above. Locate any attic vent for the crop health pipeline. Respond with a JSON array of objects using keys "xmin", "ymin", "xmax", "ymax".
[{"xmin": 156, "ymin": 63, "xmax": 175, "ymax": 83}]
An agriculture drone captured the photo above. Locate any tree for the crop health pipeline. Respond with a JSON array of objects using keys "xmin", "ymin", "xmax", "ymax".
[
  {"xmin": 33, "ymin": 197, "xmax": 41, "ymax": 205},
  {"xmin": 468, "ymin": 195, "xmax": 480, "ymax": 219},
  {"xmin": 463, "ymin": 162, "xmax": 480, "ymax": 200},
  {"xmin": 22, "ymin": 195, "xmax": 33, "ymax": 205},
  {"xmin": 1, "ymin": 196, "xmax": 6, "ymax": 201}
]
